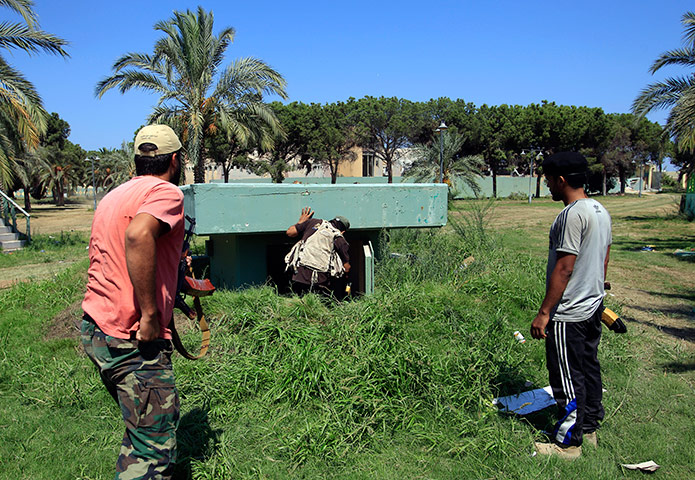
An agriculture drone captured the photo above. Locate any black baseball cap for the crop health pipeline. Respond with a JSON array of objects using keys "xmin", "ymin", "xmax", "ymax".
[{"xmin": 542, "ymin": 152, "xmax": 588, "ymax": 177}]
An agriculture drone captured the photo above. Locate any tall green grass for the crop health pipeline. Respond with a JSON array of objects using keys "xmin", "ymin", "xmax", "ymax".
[{"xmin": 170, "ymin": 213, "xmax": 575, "ymax": 477}]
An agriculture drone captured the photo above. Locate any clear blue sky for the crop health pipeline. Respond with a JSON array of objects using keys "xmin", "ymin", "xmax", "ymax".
[{"xmin": 8, "ymin": 0, "xmax": 694, "ymax": 152}]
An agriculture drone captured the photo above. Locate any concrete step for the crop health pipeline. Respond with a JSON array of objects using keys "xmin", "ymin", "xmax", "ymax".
[
  {"xmin": 0, "ymin": 232, "xmax": 18, "ymax": 242},
  {"xmin": 0, "ymin": 239, "xmax": 25, "ymax": 252},
  {"xmin": 0, "ymin": 225, "xmax": 11, "ymax": 234}
]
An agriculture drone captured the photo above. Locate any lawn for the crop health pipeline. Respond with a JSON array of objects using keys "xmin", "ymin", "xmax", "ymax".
[{"xmin": 0, "ymin": 193, "xmax": 692, "ymax": 479}]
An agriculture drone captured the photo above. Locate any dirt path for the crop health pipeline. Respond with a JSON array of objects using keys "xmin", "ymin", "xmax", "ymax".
[{"xmin": 28, "ymin": 202, "xmax": 94, "ymax": 235}]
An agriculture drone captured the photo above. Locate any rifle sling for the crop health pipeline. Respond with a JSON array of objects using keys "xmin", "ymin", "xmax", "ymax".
[{"xmin": 170, "ymin": 297, "xmax": 210, "ymax": 360}]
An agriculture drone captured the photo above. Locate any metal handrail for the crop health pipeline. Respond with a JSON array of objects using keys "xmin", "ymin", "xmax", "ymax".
[{"xmin": 0, "ymin": 189, "xmax": 31, "ymax": 242}]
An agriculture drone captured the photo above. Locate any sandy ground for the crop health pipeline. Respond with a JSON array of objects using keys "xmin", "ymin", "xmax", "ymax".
[{"xmin": 27, "ymin": 202, "xmax": 94, "ymax": 235}]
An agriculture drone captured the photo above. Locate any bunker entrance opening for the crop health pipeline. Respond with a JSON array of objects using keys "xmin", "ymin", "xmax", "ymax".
[{"xmin": 262, "ymin": 234, "xmax": 373, "ymax": 298}]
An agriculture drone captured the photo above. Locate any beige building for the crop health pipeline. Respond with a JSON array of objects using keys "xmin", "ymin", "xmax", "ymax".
[
  {"xmin": 183, "ymin": 145, "xmax": 415, "ymax": 184},
  {"xmin": 336, "ymin": 146, "xmax": 412, "ymax": 178}
]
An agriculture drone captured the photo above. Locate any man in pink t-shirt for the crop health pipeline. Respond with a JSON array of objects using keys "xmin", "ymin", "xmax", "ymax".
[{"xmin": 81, "ymin": 124, "xmax": 184, "ymax": 479}]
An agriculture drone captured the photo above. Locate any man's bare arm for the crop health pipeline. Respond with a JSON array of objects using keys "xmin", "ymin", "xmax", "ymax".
[
  {"xmin": 286, "ymin": 207, "xmax": 314, "ymax": 237},
  {"xmin": 125, "ymin": 212, "xmax": 169, "ymax": 341},
  {"xmin": 531, "ymin": 252, "xmax": 576, "ymax": 339}
]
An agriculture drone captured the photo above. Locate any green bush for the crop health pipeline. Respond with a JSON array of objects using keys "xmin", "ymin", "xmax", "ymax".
[{"xmin": 507, "ymin": 191, "xmax": 527, "ymax": 201}]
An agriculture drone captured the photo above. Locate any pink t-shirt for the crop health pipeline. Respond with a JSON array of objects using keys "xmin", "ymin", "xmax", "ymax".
[{"xmin": 82, "ymin": 176, "xmax": 184, "ymax": 339}]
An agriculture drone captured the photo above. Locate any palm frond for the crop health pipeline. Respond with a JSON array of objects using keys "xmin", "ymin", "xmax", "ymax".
[
  {"xmin": 95, "ymin": 71, "xmax": 169, "ymax": 98},
  {"xmin": 0, "ymin": 0, "xmax": 37, "ymax": 29},
  {"xmin": 632, "ymin": 76, "xmax": 695, "ymax": 117},
  {"xmin": 111, "ymin": 52, "xmax": 159, "ymax": 72},
  {"xmin": 682, "ymin": 11, "xmax": 695, "ymax": 47},
  {"xmin": 216, "ymin": 57, "xmax": 288, "ymax": 100},
  {"xmin": 0, "ymin": 21, "xmax": 69, "ymax": 56},
  {"xmin": 649, "ymin": 47, "xmax": 695, "ymax": 74},
  {"xmin": 665, "ymin": 89, "xmax": 695, "ymax": 152}
]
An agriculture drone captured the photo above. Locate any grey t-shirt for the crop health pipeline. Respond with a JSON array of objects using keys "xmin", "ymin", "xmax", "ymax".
[{"xmin": 546, "ymin": 198, "xmax": 612, "ymax": 322}]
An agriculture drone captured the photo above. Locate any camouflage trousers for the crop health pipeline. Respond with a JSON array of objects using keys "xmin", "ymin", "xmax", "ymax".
[{"xmin": 81, "ymin": 316, "xmax": 180, "ymax": 480}]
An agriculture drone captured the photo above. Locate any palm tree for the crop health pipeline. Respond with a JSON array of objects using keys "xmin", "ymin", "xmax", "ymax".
[
  {"xmin": 95, "ymin": 7, "xmax": 287, "ymax": 183},
  {"xmin": 404, "ymin": 132, "xmax": 484, "ymax": 197},
  {"xmin": 0, "ymin": 0, "xmax": 68, "ymax": 189},
  {"xmin": 97, "ymin": 142, "xmax": 135, "ymax": 191},
  {"xmin": 632, "ymin": 11, "xmax": 695, "ymax": 154},
  {"xmin": 36, "ymin": 145, "xmax": 79, "ymax": 206}
]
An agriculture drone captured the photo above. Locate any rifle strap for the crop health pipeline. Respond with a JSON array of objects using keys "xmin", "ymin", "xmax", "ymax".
[{"xmin": 170, "ymin": 297, "xmax": 210, "ymax": 360}]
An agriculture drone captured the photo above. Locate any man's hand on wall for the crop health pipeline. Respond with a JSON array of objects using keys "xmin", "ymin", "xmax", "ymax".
[{"xmin": 298, "ymin": 207, "xmax": 314, "ymax": 224}]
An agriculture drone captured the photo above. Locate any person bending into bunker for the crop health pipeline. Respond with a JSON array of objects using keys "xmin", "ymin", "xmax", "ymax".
[
  {"xmin": 81, "ymin": 124, "xmax": 185, "ymax": 479},
  {"xmin": 285, "ymin": 207, "xmax": 351, "ymax": 295},
  {"xmin": 531, "ymin": 152, "xmax": 612, "ymax": 460}
]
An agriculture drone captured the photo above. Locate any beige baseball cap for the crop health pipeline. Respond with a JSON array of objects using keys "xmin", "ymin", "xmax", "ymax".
[{"xmin": 134, "ymin": 124, "xmax": 182, "ymax": 157}]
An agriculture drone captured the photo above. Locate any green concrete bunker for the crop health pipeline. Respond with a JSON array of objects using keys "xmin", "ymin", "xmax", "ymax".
[{"xmin": 182, "ymin": 183, "xmax": 448, "ymax": 295}]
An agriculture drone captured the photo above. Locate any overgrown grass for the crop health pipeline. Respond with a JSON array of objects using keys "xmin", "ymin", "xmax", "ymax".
[
  {"xmin": 0, "ymin": 231, "xmax": 88, "ymax": 268},
  {"xmin": 0, "ymin": 197, "xmax": 693, "ymax": 479}
]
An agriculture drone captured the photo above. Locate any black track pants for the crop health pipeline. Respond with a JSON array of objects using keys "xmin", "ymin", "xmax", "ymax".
[{"xmin": 546, "ymin": 307, "xmax": 604, "ymax": 447}]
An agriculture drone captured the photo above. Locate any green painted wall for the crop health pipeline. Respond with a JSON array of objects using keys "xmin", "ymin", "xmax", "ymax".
[
  {"xmin": 182, "ymin": 183, "xmax": 448, "ymax": 235},
  {"xmin": 684, "ymin": 193, "xmax": 695, "ymax": 218},
  {"xmin": 182, "ymin": 183, "xmax": 447, "ymax": 290}
]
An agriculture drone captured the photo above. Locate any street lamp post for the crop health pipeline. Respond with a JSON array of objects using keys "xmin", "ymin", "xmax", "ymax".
[
  {"xmin": 522, "ymin": 148, "xmax": 542, "ymax": 204},
  {"xmin": 528, "ymin": 153, "xmax": 534, "ymax": 204},
  {"xmin": 90, "ymin": 156, "xmax": 99, "ymax": 211},
  {"xmin": 436, "ymin": 121, "xmax": 448, "ymax": 183}
]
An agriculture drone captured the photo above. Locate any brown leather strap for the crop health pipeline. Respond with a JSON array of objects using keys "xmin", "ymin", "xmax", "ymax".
[{"xmin": 170, "ymin": 297, "xmax": 210, "ymax": 360}]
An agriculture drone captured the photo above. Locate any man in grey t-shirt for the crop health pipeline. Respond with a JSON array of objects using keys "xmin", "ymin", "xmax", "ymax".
[{"xmin": 531, "ymin": 152, "xmax": 612, "ymax": 459}]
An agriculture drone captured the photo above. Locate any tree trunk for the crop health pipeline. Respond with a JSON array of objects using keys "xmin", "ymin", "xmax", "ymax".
[
  {"xmin": 194, "ymin": 162, "xmax": 205, "ymax": 184},
  {"xmin": 535, "ymin": 175, "xmax": 541, "ymax": 198},
  {"xmin": 22, "ymin": 187, "xmax": 31, "ymax": 212},
  {"xmin": 618, "ymin": 165, "xmax": 626, "ymax": 194},
  {"xmin": 330, "ymin": 161, "xmax": 337, "ymax": 184},
  {"xmin": 386, "ymin": 157, "xmax": 393, "ymax": 184},
  {"xmin": 492, "ymin": 167, "xmax": 497, "ymax": 198},
  {"xmin": 56, "ymin": 182, "xmax": 65, "ymax": 207}
]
